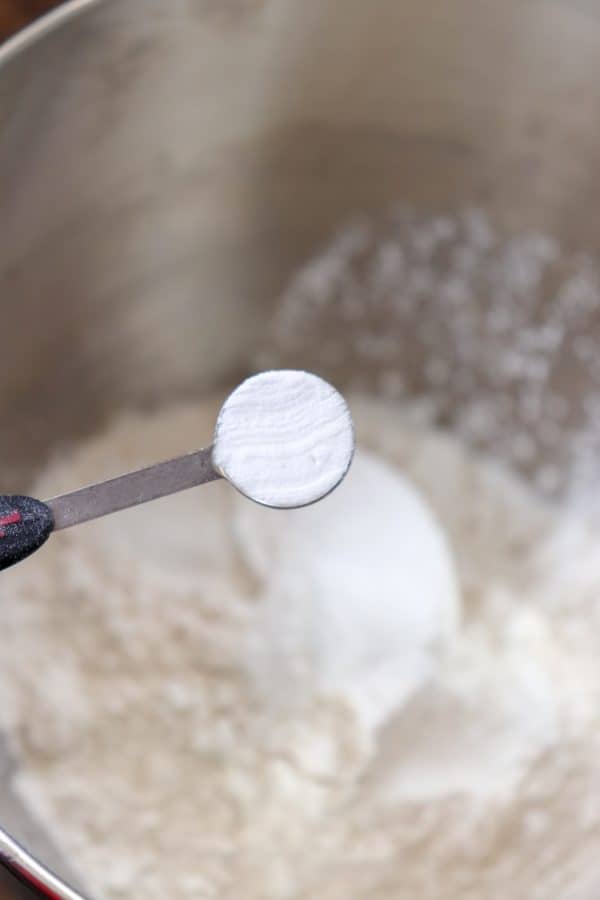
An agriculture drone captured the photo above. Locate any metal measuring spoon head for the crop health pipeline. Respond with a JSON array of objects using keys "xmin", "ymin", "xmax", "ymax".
[
  {"xmin": 0, "ymin": 371, "xmax": 354, "ymax": 572},
  {"xmin": 212, "ymin": 370, "xmax": 355, "ymax": 509}
]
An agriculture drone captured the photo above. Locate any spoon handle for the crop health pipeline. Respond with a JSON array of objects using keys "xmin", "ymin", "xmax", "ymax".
[
  {"xmin": 0, "ymin": 447, "xmax": 222, "ymax": 573},
  {"xmin": 47, "ymin": 445, "xmax": 220, "ymax": 531}
]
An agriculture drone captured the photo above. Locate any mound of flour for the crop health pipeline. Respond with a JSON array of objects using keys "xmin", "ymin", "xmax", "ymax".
[{"xmin": 1, "ymin": 395, "xmax": 600, "ymax": 900}]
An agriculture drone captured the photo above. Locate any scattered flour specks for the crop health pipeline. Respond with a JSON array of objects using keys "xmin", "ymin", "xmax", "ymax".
[{"xmin": 262, "ymin": 209, "xmax": 600, "ymax": 506}]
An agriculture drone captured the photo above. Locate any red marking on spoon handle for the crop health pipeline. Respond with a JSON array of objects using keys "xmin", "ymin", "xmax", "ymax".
[{"xmin": 0, "ymin": 510, "xmax": 21, "ymax": 538}]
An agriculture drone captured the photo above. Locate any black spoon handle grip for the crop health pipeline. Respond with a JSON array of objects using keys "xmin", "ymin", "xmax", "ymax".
[{"xmin": 0, "ymin": 496, "xmax": 54, "ymax": 573}]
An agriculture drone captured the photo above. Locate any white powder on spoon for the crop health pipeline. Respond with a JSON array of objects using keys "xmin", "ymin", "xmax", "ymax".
[
  {"xmin": 1, "ymin": 393, "xmax": 599, "ymax": 899},
  {"xmin": 212, "ymin": 370, "xmax": 355, "ymax": 509}
]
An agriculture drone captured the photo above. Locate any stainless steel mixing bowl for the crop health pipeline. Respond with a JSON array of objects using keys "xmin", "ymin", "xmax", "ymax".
[{"xmin": 3, "ymin": 0, "xmax": 600, "ymax": 895}]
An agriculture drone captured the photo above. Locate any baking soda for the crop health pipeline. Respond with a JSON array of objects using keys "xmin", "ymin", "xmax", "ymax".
[{"xmin": 212, "ymin": 370, "xmax": 354, "ymax": 508}]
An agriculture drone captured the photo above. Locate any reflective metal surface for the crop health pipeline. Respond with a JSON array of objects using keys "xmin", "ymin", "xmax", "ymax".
[
  {"xmin": 3, "ymin": 0, "xmax": 600, "ymax": 487},
  {"xmin": 3, "ymin": 0, "xmax": 600, "ymax": 894},
  {"xmin": 48, "ymin": 445, "xmax": 219, "ymax": 531},
  {"xmin": 0, "ymin": 829, "xmax": 88, "ymax": 900}
]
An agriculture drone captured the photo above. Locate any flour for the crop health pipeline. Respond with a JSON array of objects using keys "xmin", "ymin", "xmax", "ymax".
[
  {"xmin": 212, "ymin": 370, "xmax": 354, "ymax": 508},
  {"xmin": 236, "ymin": 448, "xmax": 459, "ymax": 734},
  {"xmin": 1, "ymin": 392, "xmax": 600, "ymax": 900}
]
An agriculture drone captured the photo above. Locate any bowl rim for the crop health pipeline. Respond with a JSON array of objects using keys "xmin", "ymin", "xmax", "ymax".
[
  {"xmin": 0, "ymin": 0, "xmax": 101, "ymax": 71},
  {"xmin": 0, "ymin": 828, "xmax": 87, "ymax": 900},
  {"xmin": 1, "ymin": 5, "xmax": 103, "ymax": 897}
]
